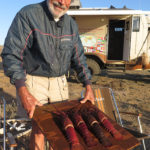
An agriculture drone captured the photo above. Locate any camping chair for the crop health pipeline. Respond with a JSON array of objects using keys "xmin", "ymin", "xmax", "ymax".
[{"xmin": 91, "ymin": 86, "xmax": 150, "ymax": 150}]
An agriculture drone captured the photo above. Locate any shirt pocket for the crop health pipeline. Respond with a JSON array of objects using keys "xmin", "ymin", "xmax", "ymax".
[
  {"xmin": 59, "ymin": 40, "xmax": 73, "ymax": 64},
  {"xmin": 59, "ymin": 40, "xmax": 73, "ymax": 52}
]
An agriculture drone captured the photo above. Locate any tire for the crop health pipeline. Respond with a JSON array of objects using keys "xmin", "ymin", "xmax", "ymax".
[
  {"xmin": 69, "ymin": 58, "xmax": 101, "ymax": 83},
  {"xmin": 86, "ymin": 58, "xmax": 101, "ymax": 83}
]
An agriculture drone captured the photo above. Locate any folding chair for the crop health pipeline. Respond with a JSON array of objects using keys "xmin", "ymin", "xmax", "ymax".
[{"xmin": 92, "ymin": 86, "xmax": 150, "ymax": 150}]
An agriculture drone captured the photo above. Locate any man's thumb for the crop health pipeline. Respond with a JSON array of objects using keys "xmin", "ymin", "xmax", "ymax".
[
  {"xmin": 36, "ymin": 101, "xmax": 43, "ymax": 106},
  {"xmin": 29, "ymin": 109, "xmax": 34, "ymax": 119},
  {"xmin": 80, "ymin": 98, "xmax": 87, "ymax": 104}
]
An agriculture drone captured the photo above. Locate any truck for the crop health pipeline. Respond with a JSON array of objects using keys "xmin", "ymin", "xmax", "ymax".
[{"xmin": 67, "ymin": 7, "xmax": 150, "ymax": 82}]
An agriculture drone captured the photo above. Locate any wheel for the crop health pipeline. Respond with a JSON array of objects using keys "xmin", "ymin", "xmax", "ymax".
[
  {"xmin": 68, "ymin": 58, "xmax": 101, "ymax": 83},
  {"xmin": 86, "ymin": 58, "xmax": 101, "ymax": 83}
]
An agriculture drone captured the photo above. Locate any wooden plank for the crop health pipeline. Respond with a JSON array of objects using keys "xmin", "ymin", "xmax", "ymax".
[{"xmin": 33, "ymin": 100, "xmax": 140, "ymax": 150}]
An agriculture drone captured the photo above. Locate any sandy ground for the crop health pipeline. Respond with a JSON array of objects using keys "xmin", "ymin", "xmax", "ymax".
[{"xmin": 0, "ymin": 46, "xmax": 150, "ymax": 149}]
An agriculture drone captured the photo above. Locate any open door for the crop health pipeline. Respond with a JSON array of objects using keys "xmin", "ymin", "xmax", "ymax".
[
  {"xmin": 123, "ymin": 16, "xmax": 132, "ymax": 61},
  {"xmin": 108, "ymin": 20, "xmax": 125, "ymax": 60}
]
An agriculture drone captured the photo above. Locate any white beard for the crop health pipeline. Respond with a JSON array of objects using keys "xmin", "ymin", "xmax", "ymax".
[{"xmin": 47, "ymin": 0, "xmax": 67, "ymax": 19}]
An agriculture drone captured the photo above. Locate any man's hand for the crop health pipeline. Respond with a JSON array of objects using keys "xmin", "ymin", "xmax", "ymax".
[
  {"xmin": 80, "ymin": 85, "xmax": 95, "ymax": 104},
  {"xmin": 17, "ymin": 86, "xmax": 43, "ymax": 118}
]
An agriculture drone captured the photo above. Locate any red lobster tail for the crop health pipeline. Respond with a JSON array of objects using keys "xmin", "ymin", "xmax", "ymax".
[
  {"xmin": 94, "ymin": 107, "xmax": 123, "ymax": 140},
  {"xmin": 72, "ymin": 112, "xmax": 98, "ymax": 147},
  {"xmin": 102, "ymin": 119, "xmax": 123, "ymax": 140},
  {"xmin": 82, "ymin": 112, "xmax": 112, "ymax": 148},
  {"xmin": 58, "ymin": 111, "xmax": 84, "ymax": 150}
]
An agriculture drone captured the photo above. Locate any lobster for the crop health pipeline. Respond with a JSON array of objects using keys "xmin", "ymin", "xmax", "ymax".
[
  {"xmin": 69, "ymin": 110, "xmax": 98, "ymax": 147},
  {"xmin": 56, "ymin": 111, "xmax": 84, "ymax": 150},
  {"xmin": 89, "ymin": 104, "xmax": 123, "ymax": 140},
  {"xmin": 81, "ymin": 109, "xmax": 112, "ymax": 148}
]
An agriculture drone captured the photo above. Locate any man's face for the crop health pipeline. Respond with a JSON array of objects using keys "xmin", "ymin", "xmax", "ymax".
[{"xmin": 48, "ymin": 0, "xmax": 71, "ymax": 19}]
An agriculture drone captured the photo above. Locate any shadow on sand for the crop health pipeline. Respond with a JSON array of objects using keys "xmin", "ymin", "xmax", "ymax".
[{"xmin": 100, "ymin": 69, "xmax": 150, "ymax": 84}]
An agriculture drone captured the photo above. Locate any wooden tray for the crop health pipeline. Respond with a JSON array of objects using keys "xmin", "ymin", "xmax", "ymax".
[{"xmin": 33, "ymin": 100, "xmax": 140, "ymax": 150}]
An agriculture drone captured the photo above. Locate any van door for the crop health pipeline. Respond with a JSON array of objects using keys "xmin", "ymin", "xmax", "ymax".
[
  {"xmin": 123, "ymin": 16, "xmax": 132, "ymax": 61},
  {"xmin": 108, "ymin": 20, "xmax": 125, "ymax": 60}
]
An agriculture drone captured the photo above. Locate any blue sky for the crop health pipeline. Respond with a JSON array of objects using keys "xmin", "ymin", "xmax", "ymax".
[{"xmin": 0, "ymin": 0, "xmax": 150, "ymax": 45}]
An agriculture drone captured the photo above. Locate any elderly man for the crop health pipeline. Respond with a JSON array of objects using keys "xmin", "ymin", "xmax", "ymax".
[{"xmin": 1, "ymin": 0, "xmax": 95, "ymax": 149}]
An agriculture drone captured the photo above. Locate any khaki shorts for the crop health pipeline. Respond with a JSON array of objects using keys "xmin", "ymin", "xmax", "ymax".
[{"xmin": 16, "ymin": 74, "xmax": 69, "ymax": 117}]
